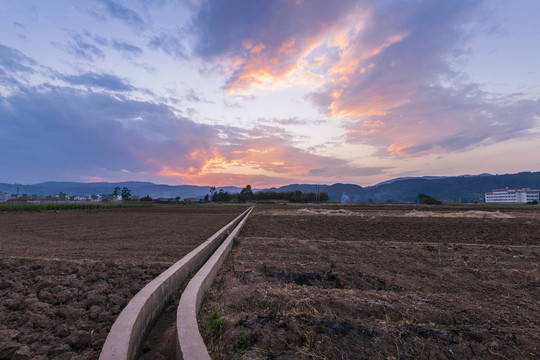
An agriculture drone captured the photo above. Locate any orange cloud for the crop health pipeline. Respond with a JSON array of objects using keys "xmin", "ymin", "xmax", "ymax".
[
  {"xmin": 210, "ymin": 6, "xmax": 369, "ymax": 94},
  {"xmin": 386, "ymin": 143, "xmax": 407, "ymax": 157},
  {"xmin": 152, "ymin": 124, "xmax": 387, "ymax": 186},
  {"xmin": 79, "ymin": 176, "xmax": 105, "ymax": 182}
]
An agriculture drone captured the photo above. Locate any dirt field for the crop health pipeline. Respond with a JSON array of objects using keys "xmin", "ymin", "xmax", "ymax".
[
  {"xmin": 0, "ymin": 205, "xmax": 245, "ymax": 360},
  {"xmin": 200, "ymin": 204, "xmax": 540, "ymax": 359}
]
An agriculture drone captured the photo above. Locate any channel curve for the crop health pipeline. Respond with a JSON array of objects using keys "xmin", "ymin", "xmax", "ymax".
[
  {"xmin": 99, "ymin": 206, "xmax": 253, "ymax": 360},
  {"xmin": 176, "ymin": 206, "xmax": 254, "ymax": 360}
]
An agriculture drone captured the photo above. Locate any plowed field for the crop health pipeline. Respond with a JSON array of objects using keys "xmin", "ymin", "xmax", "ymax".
[
  {"xmin": 201, "ymin": 205, "xmax": 540, "ymax": 359},
  {"xmin": 0, "ymin": 205, "xmax": 245, "ymax": 360}
]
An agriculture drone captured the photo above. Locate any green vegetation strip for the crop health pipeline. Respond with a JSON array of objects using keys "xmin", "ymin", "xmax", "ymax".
[{"xmin": 0, "ymin": 203, "xmax": 154, "ymax": 211}]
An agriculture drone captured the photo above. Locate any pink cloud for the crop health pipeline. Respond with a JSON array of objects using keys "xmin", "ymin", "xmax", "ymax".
[
  {"xmin": 156, "ymin": 123, "xmax": 387, "ymax": 185},
  {"xmin": 308, "ymin": 1, "xmax": 540, "ymax": 156},
  {"xmin": 192, "ymin": 0, "xmax": 358, "ymax": 93}
]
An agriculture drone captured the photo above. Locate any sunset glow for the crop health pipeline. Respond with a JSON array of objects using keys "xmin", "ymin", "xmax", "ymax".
[{"xmin": 1, "ymin": 0, "xmax": 539, "ymax": 186}]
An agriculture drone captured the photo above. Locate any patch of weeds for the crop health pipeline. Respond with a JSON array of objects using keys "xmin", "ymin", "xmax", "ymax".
[
  {"xmin": 231, "ymin": 295, "xmax": 255, "ymax": 313},
  {"xmin": 243, "ymin": 295, "xmax": 254, "ymax": 307},
  {"xmin": 205, "ymin": 309, "xmax": 226, "ymax": 338},
  {"xmin": 234, "ymin": 330, "xmax": 252, "ymax": 351},
  {"xmin": 442, "ymin": 240, "xmax": 448, "ymax": 246}
]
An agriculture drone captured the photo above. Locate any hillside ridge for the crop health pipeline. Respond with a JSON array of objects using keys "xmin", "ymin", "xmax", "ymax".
[{"xmin": 1, "ymin": 172, "xmax": 539, "ymax": 203}]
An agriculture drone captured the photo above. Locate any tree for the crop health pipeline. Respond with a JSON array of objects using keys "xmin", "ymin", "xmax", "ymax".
[
  {"xmin": 141, "ymin": 195, "xmax": 152, "ymax": 201},
  {"xmin": 212, "ymin": 189, "xmax": 232, "ymax": 202},
  {"xmin": 208, "ymin": 186, "xmax": 217, "ymax": 202},
  {"xmin": 121, "ymin": 187, "xmax": 132, "ymax": 201},
  {"xmin": 290, "ymin": 190, "xmax": 303, "ymax": 203},
  {"xmin": 175, "ymin": 196, "xmax": 181, "ymax": 201},
  {"xmin": 417, "ymin": 193, "xmax": 442, "ymax": 205},
  {"xmin": 113, "ymin": 187, "xmax": 121, "ymax": 197},
  {"xmin": 239, "ymin": 185, "xmax": 254, "ymax": 202}
]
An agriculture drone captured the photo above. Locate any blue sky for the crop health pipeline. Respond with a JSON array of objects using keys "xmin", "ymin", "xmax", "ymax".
[{"xmin": 1, "ymin": 0, "xmax": 539, "ymax": 187}]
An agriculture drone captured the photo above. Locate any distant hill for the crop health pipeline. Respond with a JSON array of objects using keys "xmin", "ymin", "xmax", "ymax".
[
  {"xmin": 358, "ymin": 172, "xmax": 540, "ymax": 203},
  {"xmin": 1, "ymin": 171, "xmax": 539, "ymax": 203},
  {"xmin": 367, "ymin": 175, "xmax": 451, "ymax": 188},
  {"xmin": 268, "ymin": 172, "xmax": 539, "ymax": 203},
  {"xmin": 0, "ymin": 181, "xmax": 241, "ymax": 200}
]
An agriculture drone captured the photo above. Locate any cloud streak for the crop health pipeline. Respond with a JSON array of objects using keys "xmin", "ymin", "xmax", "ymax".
[
  {"xmin": 111, "ymin": 39, "xmax": 143, "ymax": 57},
  {"xmin": 97, "ymin": 0, "xmax": 148, "ymax": 30},
  {"xmin": 61, "ymin": 31, "xmax": 105, "ymax": 62},
  {"xmin": 148, "ymin": 32, "xmax": 187, "ymax": 59},
  {"xmin": 59, "ymin": 72, "xmax": 135, "ymax": 92},
  {"xmin": 0, "ymin": 44, "xmax": 36, "ymax": 74}
]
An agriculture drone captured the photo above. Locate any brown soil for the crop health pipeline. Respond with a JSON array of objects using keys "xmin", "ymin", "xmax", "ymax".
[
  {"xmin": 0, "ymin": 206, "xmax": 246, "ymax": 262},
  {"xmin": 241, "ymin": 206, "xmax": 540, "ymax": 246},
  {"xmin": 200, "ymin": 205, "xmax": 540, "ymax": 359},
  {"xmin": 0, "ymin": 205, "xmax": 245, "ymax": 360}
]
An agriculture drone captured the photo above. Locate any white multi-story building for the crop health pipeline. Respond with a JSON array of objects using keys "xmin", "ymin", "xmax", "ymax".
[{"xmin": 485, "ymin": 188, "xmax": 540, "ymax": 203}]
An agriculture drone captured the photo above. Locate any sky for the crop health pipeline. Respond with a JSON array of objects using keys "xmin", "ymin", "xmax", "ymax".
[{"xmin": 1, "ymin": 0, "xmax": 539, "ymax": 187}]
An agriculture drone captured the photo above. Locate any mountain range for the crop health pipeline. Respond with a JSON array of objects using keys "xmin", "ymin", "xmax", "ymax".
[{"xmin": 1, "ymin": 171, "xmax": 539, "ymax": 203}]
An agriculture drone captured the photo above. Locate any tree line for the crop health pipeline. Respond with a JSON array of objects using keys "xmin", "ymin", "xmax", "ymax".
[{"xmin": 206, "ymin": 185, "xmax": 329, "ymax": 203}]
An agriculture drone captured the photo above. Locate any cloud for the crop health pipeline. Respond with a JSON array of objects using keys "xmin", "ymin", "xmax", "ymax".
[
  {"xmin": 111, "ymin": 39, "xmax": 143, "ymax": 57},
  {"xmin": 158, "ymin": 170, "xmax": 296, "ymax": 188},
  {"xmin": 148, "ymin": 32, "xmax": 187, "ymax": 59},
  {"xmin": 97, "ymin": 0, "xmax": 148, "ymax": 29},
  {"xmin": 0, "ymin": 85, "xmax": 218, "ymax": 182},
  {"xmin": 309, "ymin": 0, "xmax": 477, "ymax": 117},
  {"xmin": 59, "ymin": 72, "xmax": 135, "ymax": 92},
  {"xmin": 259, "ymin": 117, "xmax": 326, "ymax": 126},
  {"xmin": 191, "ymin": 0, "xmax": 358, "ymax": 93},
  {"xmin": 90, "ymin": 35, "xmax": 143, "ymax": 58},
  {"xmin": 344, "ymin": 86, "xmax": 540, "ymax": 156},
  {"xmin": 0, "ymin": 72, "xmax": 385, "ymax": 185},
  {"xmin": 190, "ymin": 0, "xmax": 540, "ymax": 158},
  {"xmin": 179, "ymin": 124, "xmax": 387, "ymax": 181},
  {"xmin": 0, "ymin": 44, "xmax": 40, "ymax": 93},
  {"xmin": 61, "ymin": 31, "xmax": 105, "ymax": 62},
  {"xmin": 144, "ymin": 118, "xmax": 388, "ymax": 185},
  {"xmin": 0, "ymin": 44, "xmax": 36, "ymax": 74},
  {"xmin": 307, "ymin": 0, "xmax": 540, "ymax": 156},
  {"xmin": 223, "ymin": 99, "xmax": 243, "ymax": 109},
  {"xmin": 184, "ymin": 88, "xmax": 213, "ymax": 103},
  {"xmin": 12, "ymin": 22, "xmax": 26, "ymax": 31}
]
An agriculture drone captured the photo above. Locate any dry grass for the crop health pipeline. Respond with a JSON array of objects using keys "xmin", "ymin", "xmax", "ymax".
[
  {"xmin": 256, "ymin": 207, "xmax": 539, "ymax": 219},
  {"xmin": 403, "ymin": 210, "xmax": 515, "ymax": 219}
]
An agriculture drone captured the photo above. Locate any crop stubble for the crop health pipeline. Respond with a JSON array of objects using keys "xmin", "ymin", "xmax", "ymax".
[{"xmin": 200, "ymin": 205, "xmax": 540, "ymax": 359}]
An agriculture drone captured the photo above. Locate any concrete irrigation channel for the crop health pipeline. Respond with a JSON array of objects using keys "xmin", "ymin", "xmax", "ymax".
[{"xmin": 99, "ymin": 206, "xmax": 254, "ymax": 360}]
